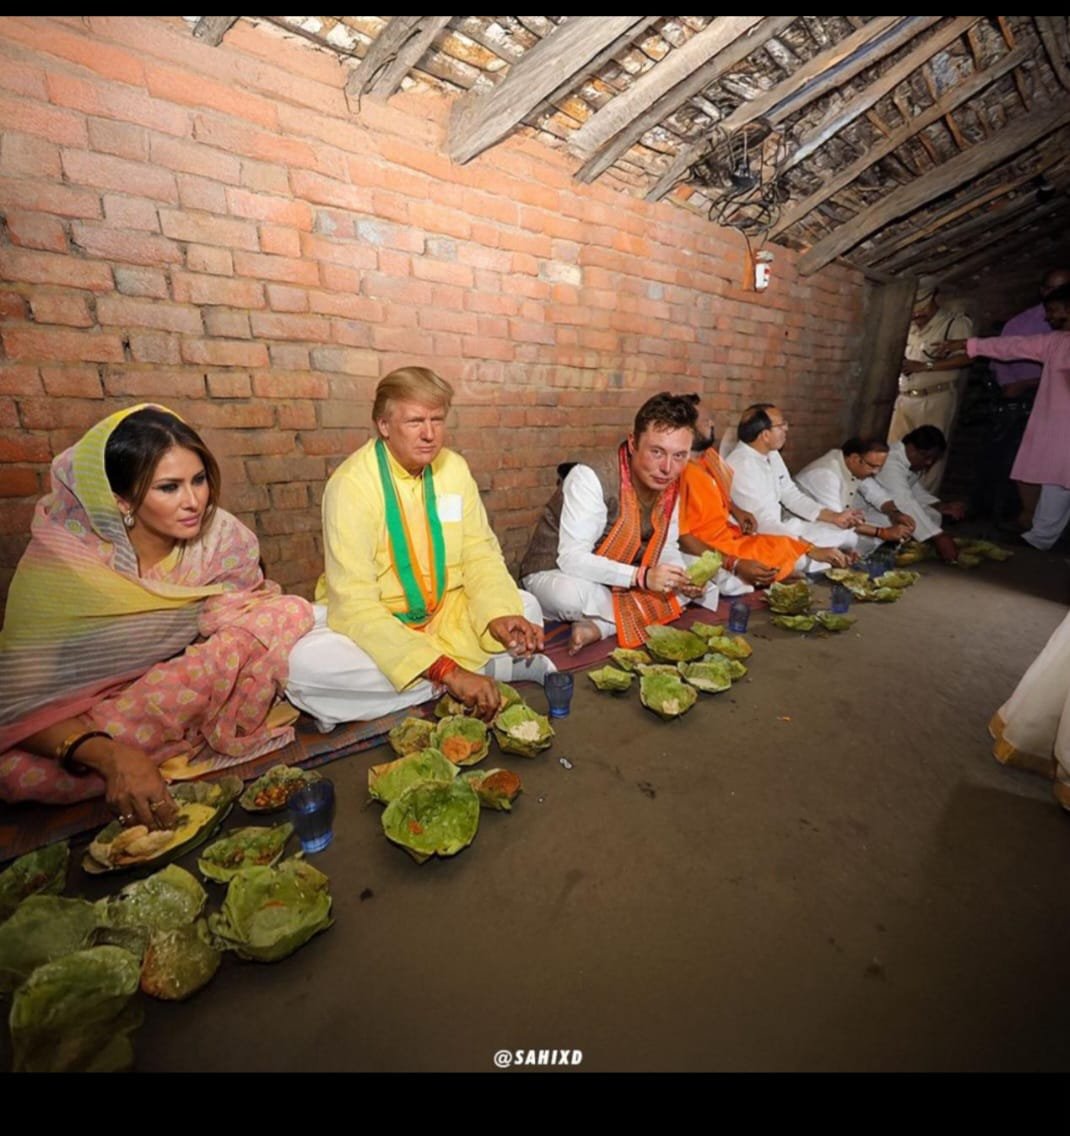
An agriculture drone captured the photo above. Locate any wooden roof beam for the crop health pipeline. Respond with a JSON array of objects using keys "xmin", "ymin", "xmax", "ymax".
[
  {"xmin": 192, "ymin": 17, "xmax": 240, "ymax": 46},
  {"xmin": 570, "ymin": 16, "xmax": 766, "ymax": 156},
  {"xmin": 447, "ymin": 16, "xmax": 649, "ymax": 164},
  {"xmin": 782, "ymin": 17, "xmax": 980, "ymax": 176},
  {"xmin": 647, "ymin": 15, "xmax": 940, "ymax": 203},
  {"xmin": 346, "ymin": 16, "xmax": 454, "ymax": 102},
  {"xmin": 575, "ymin": 17, "xmax": 797, "ymax": 184},
  {"xmin": 932, "ymin": 194, "xmax": 1070, "ymax": 282},
  {"xmin": 797, "ymin": 98, "xmax": 1070, "ymax": 274},
  {"xmin": 1036, "ymin": 15, "xmax": 1070, "ymax": 91},
  {"xmin": 771, "ymin": 43, "xmax": 1029, "ymax": 238}
]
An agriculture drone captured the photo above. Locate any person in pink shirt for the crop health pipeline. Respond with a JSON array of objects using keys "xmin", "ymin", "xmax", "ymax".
[{"xmin": 940, "ymin": 282, "xmax": 1070, "ymax": 550}]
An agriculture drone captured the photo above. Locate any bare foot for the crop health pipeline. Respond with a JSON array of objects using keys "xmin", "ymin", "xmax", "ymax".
[{"xmin": 567, "ymin": 619, "xmax": 603, "ymax": 656}]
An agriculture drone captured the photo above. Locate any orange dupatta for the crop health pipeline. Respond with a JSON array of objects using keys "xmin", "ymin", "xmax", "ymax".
[{"xmin": 595, "ymin": 442, "xmax": 681, "ymax": 649}]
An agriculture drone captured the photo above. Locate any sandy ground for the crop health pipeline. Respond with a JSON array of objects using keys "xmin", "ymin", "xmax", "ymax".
[{"xmin": 9, "ymin": 542, "xmax": 1070, "ymax": 1072}]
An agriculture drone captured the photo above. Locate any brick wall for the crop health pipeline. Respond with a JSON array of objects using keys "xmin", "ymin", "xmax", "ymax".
[{"xmin": 0, "ymin": 16, "xmax": 866, "ymax": 609}]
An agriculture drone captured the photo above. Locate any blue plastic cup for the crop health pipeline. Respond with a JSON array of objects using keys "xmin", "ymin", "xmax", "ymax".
[
  {"xmin": 728, "ymin": 598, "xmax": 750, "ymax": 633},
  {"xmin": 544, "ymin": 671, "xmax": 575, "ymax": 718},
  {"xmin": 288, "ymin": 779, "xmax": 335, "ymax": 853},
  {"xmin": 830, "ymin": 583, "xmax": 851, "ymax": 614}
]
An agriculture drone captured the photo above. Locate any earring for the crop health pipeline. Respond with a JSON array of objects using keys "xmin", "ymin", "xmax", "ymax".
[{"xmin": 122, "ymin": 512, "xmax": 135, "ymax": 529}]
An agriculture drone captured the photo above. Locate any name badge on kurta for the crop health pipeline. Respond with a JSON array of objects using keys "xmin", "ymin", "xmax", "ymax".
[{"xmin": 437, "ymin": 493, "xmax": 463, "ymax": 523}]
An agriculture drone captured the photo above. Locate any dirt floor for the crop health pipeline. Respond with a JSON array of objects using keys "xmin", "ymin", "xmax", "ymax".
[{"xmin": 10, "ymin": 537, "xmax": 1070, "ymax": 1073}]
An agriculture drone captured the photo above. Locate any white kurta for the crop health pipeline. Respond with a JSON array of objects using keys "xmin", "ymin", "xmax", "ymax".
[
  {"xmin": 522, "ymin": 464, "xmax": 727, "ymax": 639},
  {"xmin": 726, "ymin": 443, "xmax": 857, "ymax": 549},
  {"xmin": 795, "ymin": 448, "xmax": 890, "ymax": 556},
  {"xmin": 869, "ymin": 441, "xmax": 943, "ymax": 542}
]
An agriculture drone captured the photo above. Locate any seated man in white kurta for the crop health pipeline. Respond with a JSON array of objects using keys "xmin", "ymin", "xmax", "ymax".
[
  {"xmin": 725, "ymin": 403, "xmax": 862, "ymax": 555},
  {"xmin": 286, "ymin": 366, "xmax": 550, "ymax": 730},
  {"xmin": 868, "ymin": 425, "xmax": 965, "ymax": 563},
  {"xmin": 794, "ymin": 437, "xmax": 914, "ymax": 558},
  {"xmin": 519, "ymin": 392, "xmax": 711, "ymax": 656}
]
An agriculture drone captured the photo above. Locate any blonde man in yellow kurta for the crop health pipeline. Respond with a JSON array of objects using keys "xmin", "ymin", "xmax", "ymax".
[{"xmin": 286, "ymin": 367, "xmax": 547, "ymax": 729}]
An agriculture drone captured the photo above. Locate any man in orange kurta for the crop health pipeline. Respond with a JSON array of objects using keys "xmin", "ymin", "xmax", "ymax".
[{"xmin": 679, "ymin": 435, "xmax": 849, "ymax": 585}]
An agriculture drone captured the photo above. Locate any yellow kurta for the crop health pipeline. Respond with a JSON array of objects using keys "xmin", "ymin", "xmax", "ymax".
[{"xmin": 315, "ymin": 440, "xmax": 523, "ymax": 691}]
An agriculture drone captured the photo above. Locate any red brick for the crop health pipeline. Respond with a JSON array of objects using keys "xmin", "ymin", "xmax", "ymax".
[
  {"xmin": 192, "ymin": 114, "xmax": 318, "ymax": 171},
  {"xmin": 4, "ymin": 211, "xmax": 67, "ymax": 254},
  {"xmin": 71, "ymin": 222, "xmax": 182, "ymax": 268},
  {"xmin": 103, "ymin": 370, "xmax": 205, "ymax": 399},
  {"xmin": 268, "ymin": 345, "xmax": 311, "ymax": 370},
  {"xmin": 129, "ymin": 333, "xmax": 181, "ymax": 365},
  {"xmin": 19, "ymin": 396, "xmax": 121, "ymax": 430},
  {"xmin": 266, "ymin": 284, "xmax": 309, "ymax": 313},
  {"xmin": 96, "ymin": 296, "xmax": 202, "ymax": 335},
  {"xmin": 259, "ymin": 224, "xmax": 301, "ymax": 259},
  {"xmin": 145, "ymin": 63, "xmax": 278, "ymax": 130},
  {"xmin": 225, "ymin": 187, "xmax": 312, "ymax": 231},
  {"xmin": 29, "ymin": 292, "xmax": 94, "ymax": 328},
  {"xmin": 376, "ymin": 249, "xmax": 411, "ymax": 277},
  {"xmin": 62, "ymin": 149, "xmax": 177, "ymax": 203},
  {"xmin": 239, "ymin": 158, "xmax": 291, "ymax": 196},
  {"xmin": 186, "ymin": 245, "xmax": 234, "ymax": 276},
  {"xmin": 0, "ymin": 93, "xmax": 88, "ymax": 148},
  {"xmin": 0, "ymin": 131, "xmax": 61, "ymax": 179},
  {"xmin": 370, "ymin": 189, "xmax": 411, "ymax": 225},
  {"xmin": 102, "ymin": 194, "xmax": 161, "ymax": 233},
  {"xmin": 360, "ymin": 274, "xmax": 432, "ymax": 307},
  {"xmin": 411, "ymin": 260, "xmax": 474, "ymax": 288},
  {"xmin": 2, "ymin": 16, "xmax": 145, "ymax": 84},
  {"xmin": 461, "ymin": 336, "xmax": 516, "ymax": 362},
  {"xmin": 232, "ymin": 251, "xmax": 319, "ymax": 286},
  {"xmin": 316, "ymin": 263, "xmax": 364, "ymax": 295},
  {"xmin": 0, "ymin": 176, "xmax": 100, "ymax": 221},
  {"xmin": 0, "ymin": 53, "xmax": 47, "ymax": 100},
  {"xmin": 3, "ymin": 325, "xmax": 123, "ymax": 363},
  {"xmin": 330, "ymin": 321, "xmax": 373, "ymax": 349},
  {"xmin": 149, "ymin": 135, "xmax": 241, "ymax": 184},
  {"xmin": 0, "ymin": 292, "xmax": 28, "ymax": 321},
  {"xmin": 371, "ymin": 325, "xmax": 438, "ymax": 355},
  {"xmin": 277, "ymin": 401, "xmax": 318, "ymax": 430},
  {"xmin": 268, "ymin": 482, "xmax": 310, "ymax": 510},
  {"xmin": 0, "ymin": 365, "xmax": 42, "ymax": 396},
  {"xmin": 0, "ymin": 430, "xmax": 51, "ymax": 461},
  {"xmin": 251, "ymin": 372, "xmax": 329, "ymax": 400},
  {"xmin": 299, "ymin": 232, "xmax": 379, "ymax": 270},
  {"xmin": 204, "ymin": 425, "xmax": 295, "ymax": 457},
  {"xmin": 307, "ymin": 291, "xmax": 382, "ymax": 322},
  {"xmin": 418, "ymin": 309, "xmax": 479, "ymax": 335},
  {"xmin": 204, "ymin": 310, "xmax": 251, "ymax": 339},
  {"xmin": 245, "ymin": 454, "xmax": 326, "ymax": 485},
  {"xmin": 205, "ymin": 373, "xmax": 252, "ymax": 399},
  {"xmin": 181, "ymin": 339, "xmax": 269, "ymax": 368},
  {"xmin": 0, "ymin": 468, "xmax": 39, "ymax": 497},
  {"xmin": 176, "ymin": 174, "xmax": 228, "ymax": 215},
  {"xmin": 171, "ymin": 272, "xmax": 266, "ymax": 309},
  {"xmin": 39, "ymin": 365, "xmax": 103, "ymax": 398},
  {"xmin": 249, "ymin": 312, "xmax": 329, "ymax": 342},
  {"xmin": 408, "ymin": 201, "xmax": 471, "ymax": 242},
  {"xmin": 0, "ymin": 501, "xmax": 36, "ymax": 534},
  {"xmin": 318, "ymin": 400, "xmax": 368, "ymax": 429},
  {"xmin": 113, "ymin": 266, "xmax": 169, "ymax": 299},
  {"xmin": 309, "ymin": 346, "xmax": 378, "ymax": 376},
  {"xmin": 189, "ymin": 400, "xmax": 275, "ymax": 429},
  {"xmin": 159, "ymin": 209, "xmax": 258, "ymax": 251},
  {"xmin": 86, "ymin": 118, "xmax": 148, "ymax": 162}
]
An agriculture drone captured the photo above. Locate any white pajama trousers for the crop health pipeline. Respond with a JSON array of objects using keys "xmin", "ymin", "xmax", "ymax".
[
  {"xmin": 1024, "ymin": 485, "xmax": 1070, "ymax": 550},
  {"xmin": 286, "ymin": 591, "xmax": 544, "ymax": 730}
]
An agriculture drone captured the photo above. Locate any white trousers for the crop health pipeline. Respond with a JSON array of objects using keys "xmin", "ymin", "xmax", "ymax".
[
  {"xmin": 285, "ymin": 592, "xmax": 545, "ymax": 730},
  {"xmin": 781, "ymin": 516, "xmax": 860, "ymax": 552},
  {"xmin": 522, "ymin": 565, "xmax": 735, "ymax": 643},
  {"xmin": 1024, "ymin": 485, "xmax": 1070, "ymax": 550}
]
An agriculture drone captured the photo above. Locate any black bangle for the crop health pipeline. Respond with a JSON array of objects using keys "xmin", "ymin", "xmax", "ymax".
[{"xmin": 56, "ymin": 729, "xmax": 111, "ymax": 776}]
